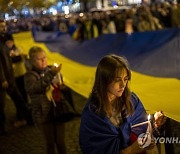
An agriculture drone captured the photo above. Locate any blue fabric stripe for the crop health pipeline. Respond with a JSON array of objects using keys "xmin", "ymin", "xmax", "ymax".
[{"xmin": 33, "ymin": 28, "xmax": 180, "ymax": 79}]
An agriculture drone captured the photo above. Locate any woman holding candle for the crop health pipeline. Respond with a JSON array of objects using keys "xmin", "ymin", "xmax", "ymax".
[
  {"xmin": 79, "ymin": 54, "xmax": 165, "ymax": 154},
  {"xmin": 24, "ymin": 46, "xmax": 66, "ymax": 154}
]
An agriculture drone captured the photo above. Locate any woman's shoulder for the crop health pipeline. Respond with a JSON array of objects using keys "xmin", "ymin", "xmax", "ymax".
[
  {"xmin": 25, "ymin": 69, "xmax": 42, "ymax": 82},
  {"xmin": 84, "ymin": 96, "xmax": 97, "ymax": 112},
  {"xmin": 26, "ymin": 70, "xmax": 39, "ymax": 77},
  {"xmin": 131, "ymin": 92, "xmax": 139, "ymax": 100},
  {"xmin": 26, "ymin": 67, "xmax": 49, "ymax": 76},
  {"xmin": 130, "ymin": 92, "xmax": 142, "ymax": 108},
  {"xmin": 83, "ymin": 96, "xmax": 103, "ymax": 116}
]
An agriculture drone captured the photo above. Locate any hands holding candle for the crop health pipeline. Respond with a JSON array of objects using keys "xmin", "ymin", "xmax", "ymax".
[
  {"xmin": 53, "ymin": 63, "xmax": 62, "ymax": 72},
  {"xmin": 147, "ymin": 114, "xmax": 152, "ymax": 136},
  {"xmin": 131, "ymin": 111, "xmax": 166, "ymax": 151},
  {"xmin": 131, "ymin": 114, "xmax": 152, "ymax": 129},
  {"xmin": 131, "ymin": 112, "xmax": 166, "ymax": 130},
  {"xmin": 51, "ymin": 63, "xmax": 62, "ymax": 86},
  {"xmin": 131, "ymin": 114, "xmax": 155, "ymax": 149}
]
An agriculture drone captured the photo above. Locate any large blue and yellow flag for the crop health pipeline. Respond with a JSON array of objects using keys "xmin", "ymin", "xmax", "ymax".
[{"xmin": 14, "ymin": 28, "xmax": 180, "ymax": 122}]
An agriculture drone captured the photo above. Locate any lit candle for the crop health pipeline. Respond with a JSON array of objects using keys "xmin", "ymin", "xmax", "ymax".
[
  {"xmin": 136, "ymin": 114, "xmax": 153, "ymax": 149},
  {"xmin": 131, "ymin": 114, "xmax": 152, "ymax": 130},
  {"xmin": 53, "ymin": 63, "xmax": 58, "ymax": 67},
  {"xmin": 131, "ymin": 121, "xmax": 149, "ymax": 128},
  {"xmin": 53, "ymin": 63, "xmax": 62, "ymax": 85},
  {"xmin": 147, "ymin": 114, "xmax": 152, "ymax": 136},
  {"xmin": 148, "ymin": 114, "xmax": 150, "ymax": 120}
]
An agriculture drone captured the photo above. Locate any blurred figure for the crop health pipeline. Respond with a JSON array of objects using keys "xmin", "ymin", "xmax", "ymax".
[
  {"xmin": 125, "ymin": 18, "xmax": 134, "ymax": 34},
  {"xmin": 5, "ymin": 32, "xmax": 28, "ymax": 103},
  {"xmin": 24, "ymin": 46, "xmax": 66, "ymax": 154},
  {"xmin": 0, "ymin": 19, "xmax": 32, "ymax": 133},
  {"xmin": 0, "ymin": 42, "xmax": 8, "ymax": 135}
]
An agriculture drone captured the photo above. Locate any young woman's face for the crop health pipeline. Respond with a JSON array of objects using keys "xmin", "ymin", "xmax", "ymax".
[
  {"xmin": 107, "ymin": 68, "xmax": 129, "ymax": 102},
  {"xmin": 33, "ymin": 52, "xmax": 47, "ymax": 70}
]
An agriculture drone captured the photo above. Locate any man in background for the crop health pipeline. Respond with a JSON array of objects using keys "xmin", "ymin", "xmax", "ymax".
[{"xmin": 0, "ymin": 19, "xmax": 32, "ymax": 135}]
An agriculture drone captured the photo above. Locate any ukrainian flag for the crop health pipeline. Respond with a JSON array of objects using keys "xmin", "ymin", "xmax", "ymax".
[{"xmin": 14, "ymin": 28, "xmax": 180, "ymax": 122}]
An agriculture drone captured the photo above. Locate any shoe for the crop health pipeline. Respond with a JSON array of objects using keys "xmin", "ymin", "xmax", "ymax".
[{"xmin": 14, "ymin": 120, "xmax": 27, "ymax": 128}]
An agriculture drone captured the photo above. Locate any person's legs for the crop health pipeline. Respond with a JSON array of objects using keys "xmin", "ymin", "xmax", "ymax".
[
  {"xmin": 55, "ymin": 122, "xmax": 66, "ymax": 154},
  {"xmin": 7, "ymin": 84, "xmax": 32, "ymax": 125},
  {"xmin": 0, "ymin": 90, "xmax": 6, "ymax": 135},
  {"xmin": 41, "ymin": 123, "xmax": 56, "ymax": 154},
  {"xmin": 15, "ymin": 75, "xmax": 28, "ymax": 103}
]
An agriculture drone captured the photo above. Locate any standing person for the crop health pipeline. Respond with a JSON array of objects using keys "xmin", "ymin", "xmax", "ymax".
[
  {"xmin": 0, "ymin": 19, "xmax": 28, "ymax": 103},
  {"xmin": 0, "ymin": 42, "xmax": 7, "ymax": 135},
  {"xmin": 24, "ymin": 46, "xmax": 66, "ymax": 154},
  {"xmin": 6, "ymin": 35, "xmax": 28, "ymax": 103},
  {"xmin": 0, "ymin": 20, "xmax": 31, "ymax": 131},
  {"xmin": 79, "ymin": 54, "xmax": 166, "ymax": 154}
]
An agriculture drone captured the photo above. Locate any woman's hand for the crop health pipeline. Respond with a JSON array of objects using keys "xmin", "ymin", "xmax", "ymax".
[
  {"xmin": 154, "ymin": 111, "xmax": 166, "ymax": 128},
  {"xmin": 144, "ymin": 138, "xmax": 156, "ymax": 150},
  {"xmin": 51, "ymin": 64, "xmax": 62, "ymax": 73},
  {"xmin": 122, "ymin": 138, "xmax": 155, "ymax": 154}
]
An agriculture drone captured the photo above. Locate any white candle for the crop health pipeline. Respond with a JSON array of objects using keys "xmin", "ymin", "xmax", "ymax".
[
  {"xmin": 147, "ymin": 114, "xmax": 152, "ymax": 136},
  {"xmin": 136, "ymin": 114, "xmax": 153, "ymax": 149},
  {"xmin": 131, "ymin": 121, "xmax": 149, "ymax": 128},
  {"xmin": 53, "ymin": 63, "xmax": 62, "ymax": 85},
  {"xmin": 57, "ymin": 72, "xmax": 62, "ymax": 85},
  {"xmin": 131, "ymin": 114, "xmax": 152, "ymax": 129},
  {"xmin": 148, "ymin": 114, "xmax": 151, "ymax": 121}
]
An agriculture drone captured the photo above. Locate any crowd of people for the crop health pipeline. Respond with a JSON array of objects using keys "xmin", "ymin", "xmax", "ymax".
[{"xmin": 5, "ymin": 2, "xmax": 180, "ymax": 40}]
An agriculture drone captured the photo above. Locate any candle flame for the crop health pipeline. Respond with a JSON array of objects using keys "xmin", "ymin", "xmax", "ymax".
[
  {"xmin": 54, "ymin": 63, "xmax": 58, "ymax": 67},
  {"xmin": 148, "ymin": 114, "xmax": 151, "ymax": 120}
]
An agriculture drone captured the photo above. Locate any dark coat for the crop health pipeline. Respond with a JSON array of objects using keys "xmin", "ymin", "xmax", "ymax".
[
  {"xmin": 24, "ymin": 67, "xmax": 57, "ymax": 124},
  {"xmin": 0, "ymin": 42, "xmax": 15, "ymax": 89}
]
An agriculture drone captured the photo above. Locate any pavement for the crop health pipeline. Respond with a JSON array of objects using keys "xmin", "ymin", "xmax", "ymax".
[
  {"xmin": 0, "ymin": 91, "xmax": 86, "ymax": 154},
  {"xmin": 0, "ymin": 90, "xmax": 180, "ymax": 154}
]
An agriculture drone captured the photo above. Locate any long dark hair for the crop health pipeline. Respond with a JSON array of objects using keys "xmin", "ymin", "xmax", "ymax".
[{"xmin": 90, "ymin": 54, "xmax": 133, "ymax": 117}]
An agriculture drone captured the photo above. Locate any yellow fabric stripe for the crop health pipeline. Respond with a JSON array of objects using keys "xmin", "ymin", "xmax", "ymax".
[
  {"xmin": 14, "ymin": 32, "xmax": 180, "ymax": 122},
  {"xmin": 131, "ymin": 72, "xmax": 180, "ymax": 122}
]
